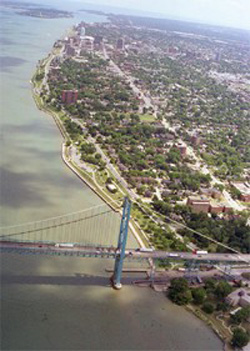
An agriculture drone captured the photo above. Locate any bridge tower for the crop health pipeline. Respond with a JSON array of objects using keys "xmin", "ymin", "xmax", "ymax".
[{"xmin": 111, "ymin": 197, "xmax": 131, "ymax": 290}]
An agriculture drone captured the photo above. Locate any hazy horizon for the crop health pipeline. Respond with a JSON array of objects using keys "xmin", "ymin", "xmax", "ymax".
[
  {"xmin": 6, "ymin": 0, "xmax": 250, "ymax": 31},
  {"xmin": 78, "ymin": 0, "xmax": 250, "ymax": 31}
]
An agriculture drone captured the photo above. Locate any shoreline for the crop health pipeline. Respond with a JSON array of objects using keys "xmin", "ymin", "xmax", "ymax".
[
  {"xmin": 31, "ymin": 64, "xmax": 145, "ymax": 248},
  {"xmin": 185, "ymin": 304, "xmax": 233, "ymax": 351},
  {"xmin": 31, "ymin": 48, "xmax": 229, "ymax": 351},
  {"xmin": 31, "ymin": 70, "xmax": 120, "ymax": 214}
]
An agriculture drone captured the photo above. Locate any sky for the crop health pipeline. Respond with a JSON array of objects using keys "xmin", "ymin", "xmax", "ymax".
[{"xmin": 73, "ymin": 0, "xmax": 250, "ymax": 30}]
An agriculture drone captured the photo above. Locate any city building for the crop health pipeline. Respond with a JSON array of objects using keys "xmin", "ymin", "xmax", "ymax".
[
  {"xmin": 168, "ymin": 46, "xmax": 178, "ymax": 55},
  {"xmin": 94, "ymin": 35, "xmax": 103, "ymax": 45},
  {"xmin": 80, "ymin": 26, "xmax": 86, "ymax": 39},
  {"xmin": 116, "ymin": 38, "xmax": 125, "ymax": 50},
  {"xmin": 173, "ymin": 142, "xmax": 187, "ymax": 157},
  {"xmin": 226, "ymin": 289, "xmax": 250, "ymax": 307},
  {"xmin": 80, "ymin": 36, "xmax": 94, "ymax": 51},
  {"xmin": 61, "ymin": 90, "xmax": 78, "ymax": 104},
  {"xmin": 64, "ymin": 43, "xmax": 75, "ymax": 57},
  {"xmin": 191, "ymin": 134, "xmax": 201, "ymax": 146},
  {"xmin": 209, "ymin": 203, "xmax": 225, "ymax": 214},
  {"xmin": 187, "ymin": 196, "xmax": 232, "ymax": 214},
  {"xmin": 215, "ymin": 52, "xmax": 222, "ymax": 62},
  {"xmin": 187, "ymin": 196, "xmax": 210, "ymax": 213}
]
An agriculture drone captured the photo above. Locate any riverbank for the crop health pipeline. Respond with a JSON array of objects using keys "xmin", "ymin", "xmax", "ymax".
[
  {"xmin": 185, "ymin": 304, "xmax": 234, "ymax": 351},
  {"xmin": 31, "ymin": 59, "xmax": 146, "ymax": 248},
  {"xmin": 31, "ymin": 63, "xmax": 122, "ymax": 213}
]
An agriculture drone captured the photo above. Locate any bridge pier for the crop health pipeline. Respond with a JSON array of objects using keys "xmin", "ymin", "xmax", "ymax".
[{"xmin": 111, "ymin": 197, "xmax": 131, "ymax": 290}]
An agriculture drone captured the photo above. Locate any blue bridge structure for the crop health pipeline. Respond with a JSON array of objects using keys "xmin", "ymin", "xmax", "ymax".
[{"xmin": 0, "ymin": 198, "xmax": 249, "ymax": 289}]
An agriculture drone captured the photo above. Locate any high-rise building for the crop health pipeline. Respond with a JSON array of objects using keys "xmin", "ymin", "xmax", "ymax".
[
  {"xmin": 94, "ymin": 36, "xmax": 103, "ymax": 45},
  {"xmin": 64, "ymin": 43, "xmax": 75, "ymax": 57},
  {"xmin": 61, "ymin": 90, "xmax": 78, "ymax": 104},
  {"xmin": 215, "ymin": 52, "xmax": 222, "ymax": 62},
  {"xmin": 80, "ymin": 27, "xmax": 86, "ymax": 39},
  {"xmin": 116, "ymin": 38, "xmax": 125, "ymax": 50}
]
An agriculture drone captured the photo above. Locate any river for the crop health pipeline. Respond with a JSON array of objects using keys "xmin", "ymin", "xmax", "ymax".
[{"xmin": 0, "ymin": 3, "xmax": 223, "ymax": 350}]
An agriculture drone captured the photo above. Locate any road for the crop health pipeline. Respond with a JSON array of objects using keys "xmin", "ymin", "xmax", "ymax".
[
  {"xmin": 102, "ymin": 44, "xmax": 154, "ymax": 112},
  {"xmin": 71, "ymin": 117, "xmax": 139, "ymax": 201},
  {"xmin": 1, "ymin": 241, "xmax": 249, "ymax": 264}
]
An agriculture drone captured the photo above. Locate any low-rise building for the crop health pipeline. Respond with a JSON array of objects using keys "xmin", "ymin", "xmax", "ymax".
[
  {"xmin": 173, "ymin": 142, "xmax": 187, "ymax": 157},
  {"xmin": 187, "ymin": 196, "xmax": 232, "ymax": 214},
  {"xmin": 226, "ymin": 289, "xmax": 250, "ymax": 307},
  {"xmin": 210, "ymin": 203, "xmax": 225, "ymax": 214},
  {"xmin": 187, "ymin": 196, "xmax": 210, "ymax": 213}
]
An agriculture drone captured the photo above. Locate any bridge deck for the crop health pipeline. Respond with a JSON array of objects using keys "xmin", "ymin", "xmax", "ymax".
[{"xmin": 1, "ymin": 241, "xmax": 249, "ymax": 264}]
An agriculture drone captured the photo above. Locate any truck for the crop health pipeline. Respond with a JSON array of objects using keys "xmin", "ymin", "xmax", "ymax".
[
  {"xmin": 55, "ymin": 243, "xmax": 75, "ymax": 248},
  {"xmin": 137, "ymin": 247, "xmax": 154, "ymax": 253},
  {"xmin": 168, "ymin": 253, "xmax": 179, "ymax": 257},
  {"xmin": 193, "ymin": 250, "xmax": 208, "ymax": 255}
]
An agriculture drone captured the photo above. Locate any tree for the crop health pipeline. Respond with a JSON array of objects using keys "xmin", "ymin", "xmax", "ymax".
[
  {"xmin": 230, "ymin": 306, "xmax": 250, "ymax": 325},
  {"xmin": 204, "ymin": 279, "xmax": 217, "ymax": 293},
  {"xmin": 168, "ymin": 278, "xmax": 192, "ymax": 305},
  {"xmin": 214, "ymin": 281, "xmax": 233, "ymax": 299},
  {"xmin": 231, "ymin": 328, "xmax": 250, "ymax": 349},
  {"xmin": 216, "ymin": 302, "xmax": 230, "ymax": 312},
  {"xmin": 192, "ymin": 288, "xmax": 206, "ymax": 305},
  {"xmin": 202, "ymin": 302, "xmax": 214, "ymax": 314}
]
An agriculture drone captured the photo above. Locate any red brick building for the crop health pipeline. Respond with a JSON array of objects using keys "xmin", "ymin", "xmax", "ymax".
[
  {"xmin": 209, "ymin": 204, "xmax": 225, "ymax": 214},
  {"xmin": 61, "ymin": 90, "xmax": 78, "ymax": 104},
  {"xmin": 187, "ymin": 196, "xmax": 210, "ymax": 213},
  {"xmin": 174, "ymin": 142, "xmax": 187, "ymax": 157}
]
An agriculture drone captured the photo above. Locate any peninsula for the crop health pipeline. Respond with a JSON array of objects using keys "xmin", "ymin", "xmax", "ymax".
[{"xmin": 0, "ymin": 1, "xmax": 73, "ymax": 19}]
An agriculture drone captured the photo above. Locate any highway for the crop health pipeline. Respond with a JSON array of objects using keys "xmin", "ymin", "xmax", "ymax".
[{"xmin": 1, "ymin": 241, "xmax": 249, "ymax": 264}]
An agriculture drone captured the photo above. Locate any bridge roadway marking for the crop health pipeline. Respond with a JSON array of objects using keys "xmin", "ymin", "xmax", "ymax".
[{"xmin": 0, "ymin": 242, "xmax": 249, "ymax": 264}]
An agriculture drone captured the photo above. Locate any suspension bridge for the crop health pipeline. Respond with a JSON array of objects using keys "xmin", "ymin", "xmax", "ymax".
[{"xmin": 0, "ymin": 198, "xmax": 249, "ymax": 289}]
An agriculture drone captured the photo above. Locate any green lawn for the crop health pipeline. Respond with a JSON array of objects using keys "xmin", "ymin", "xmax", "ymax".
[{"xmin": 139, "ymin": 114, "xmax": 156, "ymax": 123}]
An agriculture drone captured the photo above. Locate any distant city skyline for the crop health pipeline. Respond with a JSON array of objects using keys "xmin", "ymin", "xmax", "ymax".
[{"xmin": 74, "ymin": 0, "xmax": 250, "ymax": 30}]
